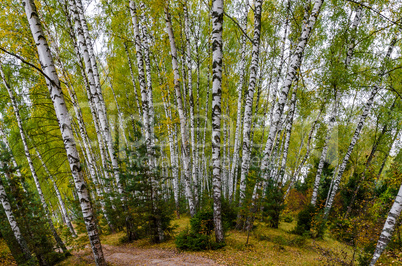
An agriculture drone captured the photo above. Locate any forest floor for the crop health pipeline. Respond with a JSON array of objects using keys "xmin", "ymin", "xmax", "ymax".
[
  {"xmin": 1, "ymin": 216, "xmax": 400, "ymax": 265},
  {"xmin": 56, "ymin": 216, "xmax": 358, "ymax": 266}
]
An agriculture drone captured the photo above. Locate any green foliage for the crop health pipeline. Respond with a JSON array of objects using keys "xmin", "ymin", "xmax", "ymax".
[
  {"xmin": 107, "ymin": 129, "xmax": 176, "ymax": 243},
  {"xmin": 175, "ymin": 228, "xmax": 212, "ymax": 251},
  {"xmin": 221, "ymin": 199, "xmax": 238, "ymax": 231},
  {"xmin": 262, "ymin": 181, "xmax": 285, "ymax": 228},
  {"xmin": 357, "ymin": 242, "xmax": 376, "ymax": 266},
  {"xmin": 283, "ymin": 215, "xmax": 294, "ymax": 223},
  {"xmin": 0, "ymin": 146, "xmax": 65, "ymax": 265},
  {"xmin": 293, "ymin": 204, "xmax": 316, "ymax": 236},
  {"xmin": 190, "ymin": 209, "xmax": 214, "ymax": 236}
]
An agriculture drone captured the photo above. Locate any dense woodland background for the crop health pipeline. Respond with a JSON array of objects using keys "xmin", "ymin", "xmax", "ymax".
[{"xmin": 1, "ymin": 0, "xmax": 402, "ymax": 265}]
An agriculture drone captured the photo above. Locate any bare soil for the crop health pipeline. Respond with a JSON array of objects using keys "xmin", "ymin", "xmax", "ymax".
[{"xmin": 68, "ymin": 244, "xmax": 218, "ymax": 265}]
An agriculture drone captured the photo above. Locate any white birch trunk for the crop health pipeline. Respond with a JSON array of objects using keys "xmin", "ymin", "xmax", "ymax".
[
  {"xmin": 23, "ymin": 0, "xmax": 105, "ymax": 263},
  {"xmin": 277, "ymin": 87, "xmax": 297, "ymax": 184},
  {"xmin": 284, "ymin": 108, "xmax": 322, "ymax": 199},
  {"xmin": 138, "ymin": 1, "xmax": 156, "ymax": 158},
  {"xmin": 0, "ymin": 128, "xmax": 26, "ymax": 192},
  {"xmin": 124, "ymin": 43, "xmax": 142, "ymax": 117},
  {"xmin": 0, "ymin": 177, "xmax": 32, "ymax": 262},
  {"xmin": 238, "ymin": 0, "xmax": 263, "ymax": 205},
  {"xmin": 261, "ymin": 0, "xmax": 324, "ymax": 180},
  {"xmin": 311, "ymin": 91, "xmax": 338, "ymax": 205},
  {"xmin": 324, "ymin": 38, "xmax": 396, "ymax": 217},
  {"xmin": 162, "ymin": 88, "xmax": 180, "ymax": 218},
  {"xmin": 268, "ymin": 2, "xmax": 290, "ymax": 126},
  {"xmin": 370, "ymin": 185, "xmax": 402, "ymax": 265},
  {"xmin": 74, "ymin": 0, "xmax": 123, "ymax": 197},
  {"xmin": 201, "ymin": 19, "xmax": 211, "ymax": 199},
  {"xmin": 1, "ymin": 66, "xmax": 68, "ymax": 253},
  {"xmin": 108, "ymin": 80, "xmax": 128, "ymax": 145},
  {"xmin": 164, "ymin": 4, "xmax": 196, "ymax": 217},
  {"xmin": 66, "ymin": 3, "xmax": 115, "ymax": 206},
  {"xmin": 344, "ymin": 5, "xmax": 363, "ymax": 67},
  {"xmin": 32, "ymin": 144, "xmax": 77, "ymax": 237},
  {"xmin": 324, "ymin": 86, "xmax": 381, "ymax": 218},
  {"xmin": 211, "ymin": 0, "xmax": 224, "ymax": 243},
  {"xmin": 311, "ymin": 6, "xmax": 363, "ymax": 206},
  {"xmin": 51, "ymin": 35, "xmax": 109, "ymax": 211},
  {"xmin": 130, "ymin": 1, "xmax": 163, "ymax": 240},
  {"xmin": 184, "ymin": 3, "xmax": 199, "ymax": 207},
  {"xmin": 229, "ymin": 0, "xmax": 248, "ymax": 203}
]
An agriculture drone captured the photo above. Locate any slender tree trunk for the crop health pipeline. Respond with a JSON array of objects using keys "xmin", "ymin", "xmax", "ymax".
[
  {"xmin": 311, "ymin": 91, "xmax": 338, "ymax": 205},
  {"xmin": 162, "ymin": 87, "xmax": 180, "ymax": 218},
  {"xmin": 377, "ymin": 131, "xmax": 399, "ymax": 180},
  {"xmin": 324, "ymin": 38, "xmax": 396, "ymax": 218},
  {"xmin": 23, "ymin": 0, "xmax": 105, "ymax": 263},
  {"xmin": 311, "ymin": 6, "xmax": 363, "ymax": 206},
  {"xmin": 138, "ymin": 2, "xmax": 155, "ymax": 148},
  {"xmin": 130, "ymin": 1, "xmax": 163, "ymax": 241},
  {"xmin": 261, "ymin": 0, "xmax": 324, "ymax": 181},
  {"xmin": 284, "ymin": 108, "xmax": 323, "ymax": 199},
  {"xmin": 124, "ymin": 43, "xmax": 142, "ymax": 117},
  {"xmin": 211, "ymin": 0, "xmax": 224, "ymax": 243},
  {"xmin": 0, "ymin": 177, "xmax": 33, "ymax": 263},
  {"xmin": 32, "ymin": 143, "xmax": 77, "ymax": 238},
  {"xmin": 63, "ymin": 4, "xmax": 112, "ymax": 193},
  {"xmin": 370, "ymin": 184, "xmax": 402, "ymax": 266},
  {"xmin": 238, "ymin": 0, "xmax": 263, "ymax": 206},
  {"xmin": 201, "ymin": 18, "xmax": 212, "ymax": 200},
  {"xmin": 344, "ymin": 101, "xmax": 397, "ymax": 218},
  {"xmin": 70, "ymin": 14, "xmax": 115, "ymax": 210},
  {"xmin": 164, "ymin": 4, "xmax": 196, "ymax": 217},
  {"xmin": 268, "ymin": 1, "xmax": 290, "ymax": 126},
  {"xmin": 324, "ymin": 87, "xmax": 382, "ymax": 217},
  {"xmin": 1, "ymin": 66, "xmax": 68, "ymax": 254},
  {"xmin": 74, "ymin": 0, "xmax": 123, "ymax": 197},
  {"xmin": 108, "ymin": 79, "xmax": 128, "ymax": 145},
  {"xmin": 184, "ymin": 3, "xmax": 199, "ymax": 207},
  {"xmin": 344, "ymin": 5, "xmax": 363, "ymax": 67},
  {"xmin": 51, "ymin": 37, "xmax": 113, "ymax": 227},
  {"xmin": 277, "ymin": 86, "xmax": 297, "ymax": 184},
  {"xmin": 0, "ymin": 128, "xmax": 27, "ymax": 192}
]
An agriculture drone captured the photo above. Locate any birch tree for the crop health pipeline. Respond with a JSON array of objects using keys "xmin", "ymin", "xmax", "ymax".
[
  {"xmin": 370, "ymin": 184, "xmax": 402, "ymax": 265},
  {"xmin": 0, "ymin": 177, "xmax": 33, "ymax": 263},
  {"xmin": 22, "ymin": 0, "xmax": 105, "ymax": 263},
  {"xmin": 211, "ymin": 0, "xmax": 224, "ymax": 243},
  {"xmin": 229, "ymin": 0, "xmax": 248, "ymax": 203},
  {"xmin": 164, "ymin": 3, "xmax": 196, "ymax": 217},
  {"xmin": 238, "ymin": 0, "xmax": 263, "ymax": 205},
  {"xmin": 0, "ymin": 65, "xmax": 68, "ymax": 253},
  {"xmin": 184, "ymin": 3, "xmax": 199, "ymax": 206},
  {"xmin": 311, "ymin": 5, "xmax": 363, "ymax": 206},
  {"xmin": 324, "ymin": 38, "xmax": 397, "ymax": 219},
  {"xmin": 32, "ymin": 143, "xmax": 77, "ymax": 238},
  {"xmin": 261, "ymin": 0, "xmax": 324, "ymax": 181},
  {"xmin": 73, "ymin": 0, "xmax": 124, "ymax": 197}
]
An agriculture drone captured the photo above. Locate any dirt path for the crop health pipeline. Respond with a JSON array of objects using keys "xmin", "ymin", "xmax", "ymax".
[{"xmin": 69, "ymin": 244, "xmax": 218, "ymax": 265}]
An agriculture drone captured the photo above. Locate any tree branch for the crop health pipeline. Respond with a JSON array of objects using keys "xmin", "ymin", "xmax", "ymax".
[
  {"xmin": 0, "ymin": 47, "xmax": 65, "ymax": 89},
  {"xmin": 345, "ymin": 0, "xmax": 402, "ymax": 27},
  {"xmin": 223, "ymin": 11, "xmax": 254, "ymax": 43}
]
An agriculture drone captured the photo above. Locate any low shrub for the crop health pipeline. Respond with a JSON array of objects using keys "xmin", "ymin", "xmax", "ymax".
[{"xmin": 293, "ymin": 204, "xmax": 315, "ymax": 235}]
